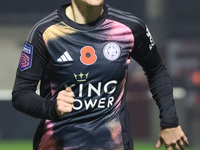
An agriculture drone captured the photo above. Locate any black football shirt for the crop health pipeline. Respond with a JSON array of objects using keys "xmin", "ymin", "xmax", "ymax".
[{"xmin": 12, "ymin": 3, "xmax": 179, "ymax": 150}]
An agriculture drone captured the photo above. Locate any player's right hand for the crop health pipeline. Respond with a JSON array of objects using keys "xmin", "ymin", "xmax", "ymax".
[{"xmin": 56, "ymin": 87, "xmax": 75, "ymax": 117}]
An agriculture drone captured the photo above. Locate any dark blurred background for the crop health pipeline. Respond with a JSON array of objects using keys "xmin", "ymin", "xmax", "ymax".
[{"xmin": 0, "ymin": 0, "xmax": 200, "ymax": 148}]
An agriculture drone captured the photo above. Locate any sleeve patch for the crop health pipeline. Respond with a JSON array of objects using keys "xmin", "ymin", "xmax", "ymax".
[{"xmin": 19, "ymin": 43, "xmax": 33, "ymax": 71}]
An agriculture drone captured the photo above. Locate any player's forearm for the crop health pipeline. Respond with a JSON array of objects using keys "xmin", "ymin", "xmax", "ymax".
[
  {"xmin": 145, "ymin": 63, "xmax": 179, "ymax": 128},
  {"xmin": 12, "ymin": 91, "xmax": 58, "ymax": 120},
  {"xmin": 12, "ymin": 76, "xmax": 60, "ymax": 121}
]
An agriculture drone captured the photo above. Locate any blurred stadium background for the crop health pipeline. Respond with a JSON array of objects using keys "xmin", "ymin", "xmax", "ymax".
[{"xmin": 0, "ymin": 0, "xmax": 200, "ymax": 149}]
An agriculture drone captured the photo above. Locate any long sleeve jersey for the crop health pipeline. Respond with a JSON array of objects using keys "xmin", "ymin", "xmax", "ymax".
[{"xmin": 12, "ymin": 3, "xmax": 179, "ymax": 150}]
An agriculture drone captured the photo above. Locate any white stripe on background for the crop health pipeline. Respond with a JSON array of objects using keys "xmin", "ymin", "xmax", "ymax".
[
  {"xmin": 147, "ymin": 87, "xmax": 187, "ymax": 100},
  {"xmin": 0, "ymin": 87, "xmax": 185, "ymax": 101},
  {"xmin": 0, "ymin": 90, "xmax": 40, "ymax": 101},
  {"xmin": 0, "ymin": 90, "xmax": 12, "ymax": 100}
]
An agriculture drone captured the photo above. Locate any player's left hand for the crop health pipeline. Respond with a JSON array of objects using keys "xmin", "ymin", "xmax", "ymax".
[{"xmin": 154, "ymin": 125, "xmax": 189, "ymax": 150}]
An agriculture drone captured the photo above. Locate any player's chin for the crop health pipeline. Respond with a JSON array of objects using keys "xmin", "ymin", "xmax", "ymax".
[{"xmin": 87, "ymin": 0, "xmax": 104, "ymax": 6}]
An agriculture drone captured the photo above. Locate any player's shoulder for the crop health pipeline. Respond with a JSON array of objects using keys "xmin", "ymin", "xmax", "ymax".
[
  {"xmin": 27, "ymin": 9, "xmax": 60, "ymax": 43},
  {"xmin": 106, "ymin": 5, "xmax": 146, "ymax": 31}
]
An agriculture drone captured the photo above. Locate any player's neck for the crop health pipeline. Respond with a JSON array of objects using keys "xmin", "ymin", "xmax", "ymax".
[{"xmin": 66, "ymin": 3, "xmax": 104, "ymax": 24}]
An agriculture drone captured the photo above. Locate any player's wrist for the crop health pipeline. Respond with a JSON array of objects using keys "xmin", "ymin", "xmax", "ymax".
[{"xmin": 49, "ymin": 99, "xmax": 61, "ymax": 121}]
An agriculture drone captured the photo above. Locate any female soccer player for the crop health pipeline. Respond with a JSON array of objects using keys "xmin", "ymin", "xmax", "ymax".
[{"xmin": 12, "ymin": 0, "xmax": 189, "ymax": 149}]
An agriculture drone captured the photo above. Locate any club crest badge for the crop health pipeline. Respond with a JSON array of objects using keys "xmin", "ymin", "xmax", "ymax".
[
  {"xmin": 19, "ymin": 43, "xmax": 33, "ymax": 71},
  {"xmin": 103, "ymin": 42, "xmax": 121, "ymax": 61}
]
